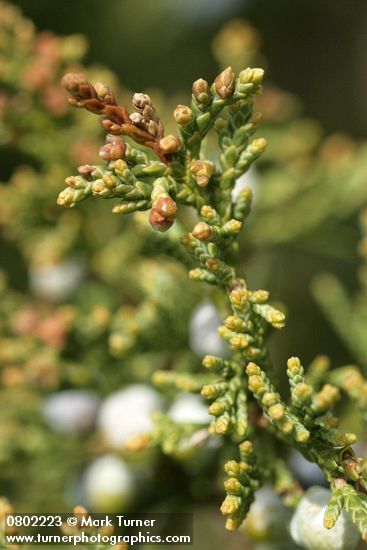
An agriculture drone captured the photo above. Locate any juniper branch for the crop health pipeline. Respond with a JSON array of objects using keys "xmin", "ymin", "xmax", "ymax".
[{"xmin": 58, "ymin": 65, "xmax": 367, "ymax": 542}]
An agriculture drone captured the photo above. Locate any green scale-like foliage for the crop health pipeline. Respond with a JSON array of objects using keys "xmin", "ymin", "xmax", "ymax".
[{"xmin": 58, "ymin": 65, "xmax": 367, "ymax": 542}]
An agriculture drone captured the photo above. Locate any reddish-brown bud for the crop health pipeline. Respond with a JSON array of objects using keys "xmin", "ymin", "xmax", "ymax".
[
  {"xmin": 154, "ymin": 196, "xmax": 177, "ymax": 218},
  {"xmin": 77, "ymin": 165, "xmax": 95, "ymax": 179},
  {"xmin": 149, "ymin": 209, "xmax": 174, "ymax": 232},
  {"xmin": 61, "ymin": 72, "xmax": 92, "ymax": 99},
  {"xmin": 101, "ymin": 119, "xmax": 123, "ymax": 135},
  {"xmin": 61, "ymin": 72, "xmax": 83, "ymax": 91},
  {"xmin": 99, "ymin": 136, "xmax": 126, "ymax": 161}
]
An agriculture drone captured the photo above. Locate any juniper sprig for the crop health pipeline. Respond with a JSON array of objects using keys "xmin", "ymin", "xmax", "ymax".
[{"xmin": 58, "ymin": 66, "xmax": 367, "ymax": 542}]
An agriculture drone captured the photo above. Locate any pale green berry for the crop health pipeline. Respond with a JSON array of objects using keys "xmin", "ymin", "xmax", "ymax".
[{"xmin": 290, "ymin": 486, "xmax": 359, "ymax": 550}]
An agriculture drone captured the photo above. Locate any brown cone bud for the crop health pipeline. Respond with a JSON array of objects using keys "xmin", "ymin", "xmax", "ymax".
[
  {"xmin": 101, "ymin": 119, "xmax": 123, "ymax": 134},
  {"xmin": 159, "ymin": 135, "xmax": 181, "ymax": 154},
  {"xmin": 77, "ymin": 165, "xmax": 95, "ymax": 179},
  {"xmin": 62, "ymin": 72, "xmax": 85, "ymax": 92},
  {"xmin": 214, "ymin": 67, "xmax": 235, "ymax": 99},
  {"xmin": 192, "ymin": 222, "xmax": 212, "ymax": 241},
  {"xmin": 154, "ymin": 196, "xmax": 177, "ymax": 218},
  {"xmin": 61, "ymin": 72, "xmax": 93, "ymax": 100},
  {"xmin": 190, "ymin": 160, "xmax": 213, "ymax": 187},
  {"xmin": 149, "ymin": 208, "xmax": 174, "ymax": 232},
  {"xmin": 173, "ymin": 104, "xmax": 193, "ymax": 124},
  {"xmin": 99, "ymin": 136, "xmax": 126, "ymax": 161}
]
